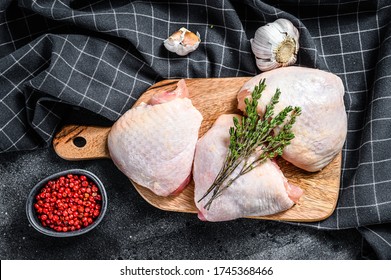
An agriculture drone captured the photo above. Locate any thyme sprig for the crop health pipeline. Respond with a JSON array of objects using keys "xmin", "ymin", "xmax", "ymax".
[{"xmin": 198, "ymin": 79, "xmax": 301, "ymax": 210}]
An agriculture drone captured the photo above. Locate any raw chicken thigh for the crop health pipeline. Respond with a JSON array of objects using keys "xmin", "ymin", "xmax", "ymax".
[
  {"xmin": 108, "ymin": 80, "xmax": 203, "ymax": 196},
  {"xmin": 194, "ymin": 114, "xmax": 302, "ymax": 222},
  {"xmin": 238, "ymin": 66, "xmax": 347, "ymax": 172}
]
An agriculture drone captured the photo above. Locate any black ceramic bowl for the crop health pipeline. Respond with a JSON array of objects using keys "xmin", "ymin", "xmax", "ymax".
[{"xmin": 26, "ymin": 169, "xmax": 107, "ymax": 237}]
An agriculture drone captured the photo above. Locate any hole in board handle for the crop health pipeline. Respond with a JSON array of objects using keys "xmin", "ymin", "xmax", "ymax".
[{"xmin": 73, "ymin": 137, "xmax": 87, "ymax": 148}]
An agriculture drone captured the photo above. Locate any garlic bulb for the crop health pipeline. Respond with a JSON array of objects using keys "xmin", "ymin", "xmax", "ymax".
[
  {"xmin": 251, "ymin": 18, "xmax": 299, "ymax": 71},
  {"xmin": 164, "ymin": 27, "xmax": 201, "ymax": 56}
]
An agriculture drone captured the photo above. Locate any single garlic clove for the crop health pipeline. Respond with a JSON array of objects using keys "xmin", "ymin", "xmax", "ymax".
[
  {"xmin": 164, "ymin": 27, "xmax": 201, "ymax": 56},
  {"xmin": 251, "ymin": 18, "xmax": 299, "ymax": 71}
]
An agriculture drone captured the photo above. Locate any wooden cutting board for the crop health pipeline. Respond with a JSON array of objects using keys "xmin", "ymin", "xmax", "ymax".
[{"xmin": 53, "ymin": 77, "xmax": 341, "ymax": 222}]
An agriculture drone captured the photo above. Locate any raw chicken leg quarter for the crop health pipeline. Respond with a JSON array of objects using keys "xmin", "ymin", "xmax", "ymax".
[
  {"xmin": 108, "ymin": 80, "xmax": 203, "ymax": 196},
  {"xmin": 238, "ymin": 66, "xmax": 347, "ymax": 172}
]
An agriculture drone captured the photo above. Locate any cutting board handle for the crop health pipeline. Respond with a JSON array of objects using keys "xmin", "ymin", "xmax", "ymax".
[{"xmin": 53, "ymin": 125, "xmax": 111, "ymax": 160}]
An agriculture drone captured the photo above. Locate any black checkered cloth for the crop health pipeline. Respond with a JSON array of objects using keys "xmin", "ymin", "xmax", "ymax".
[{"xmin": 1, "ymin": 0, "xmax": 391, "ymax": 259}]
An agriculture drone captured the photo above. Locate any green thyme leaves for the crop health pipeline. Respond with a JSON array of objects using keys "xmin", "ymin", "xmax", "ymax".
[{"xmin": 198, "ymin": 79, "xmax": 301, "ymax": 210}]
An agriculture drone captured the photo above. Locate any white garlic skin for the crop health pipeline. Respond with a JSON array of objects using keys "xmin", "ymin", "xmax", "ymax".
[
  {"xmin": 251, "ymin": 18, "xmax": 300, "ymax": 71},
  {"xmin": 164, "ymin": 27, "xmax": 201, "ymax": 56}
]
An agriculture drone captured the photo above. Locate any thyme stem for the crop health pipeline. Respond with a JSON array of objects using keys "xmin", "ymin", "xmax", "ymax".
[{"xmin": 198, "ymin": 79, "xmax": 301, "ymax": 210}]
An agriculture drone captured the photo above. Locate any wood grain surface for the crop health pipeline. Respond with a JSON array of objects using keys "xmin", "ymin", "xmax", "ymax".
[{"xmin": 53, "ymin": 77, "xmax": 341, "ymax": 222}]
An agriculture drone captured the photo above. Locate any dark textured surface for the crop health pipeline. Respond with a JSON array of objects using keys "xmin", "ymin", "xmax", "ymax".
[{"xmin": 0, "ymin": 148, "xmax": 363, "ymax": 260}]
